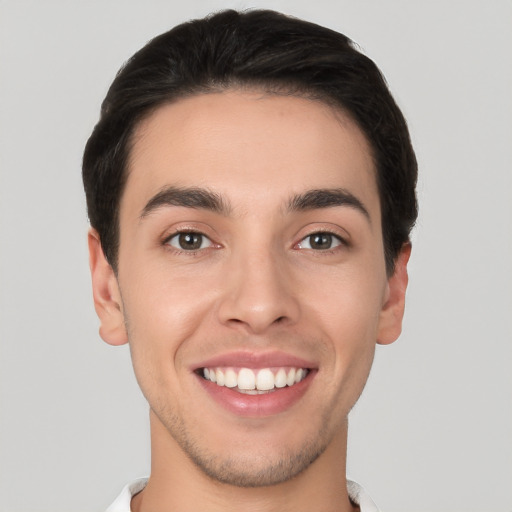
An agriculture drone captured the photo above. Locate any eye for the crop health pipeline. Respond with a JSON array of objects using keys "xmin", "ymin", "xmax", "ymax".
[
  {"xmin": 166, "ymin": 232, "xmax": 213, "ymax": 251},
  {"xmin": 297, "ymin": 232, "xmax": 343, "ymax": 250}
]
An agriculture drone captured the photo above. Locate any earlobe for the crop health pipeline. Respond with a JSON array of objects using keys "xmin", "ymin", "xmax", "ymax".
[
  {"xmin": 377, "ymin": 243, "xmax": 411, "ymax": 345},
  {"xmin": 88, "ymin": 228, "xmax": 128, "ymax": 346}
]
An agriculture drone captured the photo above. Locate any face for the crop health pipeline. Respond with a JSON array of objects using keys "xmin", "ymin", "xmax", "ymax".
[{"xmin": 89, "ymin": 90, "xmax": 409, "ymax": 487}]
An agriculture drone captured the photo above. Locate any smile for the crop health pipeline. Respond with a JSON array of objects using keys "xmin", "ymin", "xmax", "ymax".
[
  {"xmin": 193, "ymin": 351, "xmax": 316, "ymax": 416},
  {"xmin": 201, "ymin": 367, "xmax": 309, "ymax": 394}
]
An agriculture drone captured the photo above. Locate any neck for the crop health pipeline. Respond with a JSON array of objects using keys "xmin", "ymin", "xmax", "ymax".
[{"xmin": 131, "ymin": 410, "xmax": 357, "ymax": 512}]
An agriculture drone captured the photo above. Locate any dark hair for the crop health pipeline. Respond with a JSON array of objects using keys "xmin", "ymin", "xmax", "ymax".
[{"xmin": 83, "ymin": 9, "xmax": 417, "ymax": 274}]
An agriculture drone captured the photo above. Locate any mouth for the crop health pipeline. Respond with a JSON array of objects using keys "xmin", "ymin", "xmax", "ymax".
[
  {"xmin": 193, "ymin": 352, "xmax": 316, "ymax": 417},
  {"xmin": 198, "ymin": 366, "xmax": 310, "ymax": 395}
]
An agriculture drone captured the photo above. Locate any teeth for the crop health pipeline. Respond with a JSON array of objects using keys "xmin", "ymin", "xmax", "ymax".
[
  {"xmin": 201, "ymin": 366, "xmax": 309, "ymax": 392},
  {"xmin": 256, "ymin": 368, "xmax": 274, "ymax": 391},
  {"xmin": 224, "ymin": 369, "xmax": 238, "ymax": 388},
  {"xmin": 286, "ymin": 368, "xmax": 296, "ymax": 387},
  {"xmin": 216, "ymin": 368, "xmax": 225, "ymax": 386},
  {"xmin": 238, "ymin": 388, "xmax": 274, "ymax": 395},
  {"xmin": 275, "ymin": 368, "xmax": 287, "ymax": 388},
  {"xmin": 238, "ymin": 368, "xmax": 256, "ymax": 390}
]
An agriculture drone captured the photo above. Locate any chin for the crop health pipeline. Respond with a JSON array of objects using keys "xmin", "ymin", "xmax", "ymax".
[
  {"xmin": 152, "ymin": 401, "xmax": 334, "ymax": 488},
  {"xmin": 182, "ymin": 434, "xmax": 329, "ymax": 488}
]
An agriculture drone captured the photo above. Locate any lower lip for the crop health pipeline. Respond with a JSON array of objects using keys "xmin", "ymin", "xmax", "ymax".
[{"xmin": 196, "ymin": 371, "xmax": 315, "ymax": 417}]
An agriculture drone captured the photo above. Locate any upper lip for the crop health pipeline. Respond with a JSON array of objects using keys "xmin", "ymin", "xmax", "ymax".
[{"xmin": 192, "ymin": 350, "xmax": 317, "ymax": 371}]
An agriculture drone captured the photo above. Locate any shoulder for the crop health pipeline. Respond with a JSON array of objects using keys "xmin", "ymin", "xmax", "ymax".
[
  {"xmin": 347, "ymin": 480, "xmax": 381, "ymax": 512},
  {"xmin": 105, "ymin": 478, "xmax": 379, "ymax": 512},
  {"xmin": 105, "ymin": 478, "xmax": 148, "ymax": 512}
]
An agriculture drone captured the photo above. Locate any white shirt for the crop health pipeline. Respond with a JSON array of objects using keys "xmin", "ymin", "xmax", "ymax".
[{"xmin": 106, "ymin": 478, "xmax": 380, "ymax": 511}]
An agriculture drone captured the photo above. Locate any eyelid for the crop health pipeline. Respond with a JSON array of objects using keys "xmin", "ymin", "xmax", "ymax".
[
  {"xmin": 161, "ymin": 221, "xmax": 215, "ymax": 242},
  {"xmin": 161, "ymin": 223, "xmax": 221, "ymax": 254},
  {"xmin": 165, "ymin": 231, "xmax": 213, "ymax": 250},
  {"xmin": 297, "ymin": 233, "xmax": 343, "ymax": 250},
  {"xmin": 296, "ymin": 232, "xmax": 347, "ymax": 251},
  {"xmin": 293, "ymin": 224, "xmax": 351, "ymax": 249}
]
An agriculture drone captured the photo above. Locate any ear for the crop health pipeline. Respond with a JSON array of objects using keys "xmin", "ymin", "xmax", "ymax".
[
  {"xmin": 88, "ymin": 228, "xmax": 128, "ymax": 346},
  {"xmin": 377, "ymin": 243, "xmax": 411, "ymax": 345}
]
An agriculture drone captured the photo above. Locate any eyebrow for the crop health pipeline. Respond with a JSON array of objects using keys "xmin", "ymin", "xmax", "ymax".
[
  {"xmin": 139, "ymin": 185, "xmax": 370, "ymax": 222},
  {"xmin": 287, "ymin": 188, "xmax": 370, "ymax": 222},
  {"xmin": 140, "ymin": 186, "xmax": 231, "ymax": 219}
]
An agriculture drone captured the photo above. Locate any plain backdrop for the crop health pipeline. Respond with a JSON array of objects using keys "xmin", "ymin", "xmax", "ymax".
[{"xmin": 1, "ymin": 1, "xmax": 511, "ymax": 511}]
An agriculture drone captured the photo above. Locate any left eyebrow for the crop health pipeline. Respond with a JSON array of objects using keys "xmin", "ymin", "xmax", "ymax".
[{"xmin": 287, "ymin": 188, "xmax": 371, "ymax": 222}]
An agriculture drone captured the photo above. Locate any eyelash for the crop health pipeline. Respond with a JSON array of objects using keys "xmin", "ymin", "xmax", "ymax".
[
  {"xmin": 295, "ymin": 230, "xmax": 349, "ymax": 253},
  {"xmin": 162, "ymin": 229, "xmax": 348, "ymax": 255},
  {"xmin": 163, "ymin": 230, "xmax": 216, "ymax": 255}
]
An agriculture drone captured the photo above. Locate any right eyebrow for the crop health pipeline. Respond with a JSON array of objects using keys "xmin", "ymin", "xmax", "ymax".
[{"xmin": 139, "ymin": 186, "xmax": 231, "ymax": 219}]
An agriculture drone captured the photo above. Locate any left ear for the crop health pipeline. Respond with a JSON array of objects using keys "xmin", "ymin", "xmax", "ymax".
[{"xmin": 377, "ymin": 243, "xmax": 411, "ymax": 345}]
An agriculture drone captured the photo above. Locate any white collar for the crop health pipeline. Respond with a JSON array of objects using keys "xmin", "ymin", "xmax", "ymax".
[{"xmin": 106, "ymin": 477, "xmax": 380, "ymax": 512}]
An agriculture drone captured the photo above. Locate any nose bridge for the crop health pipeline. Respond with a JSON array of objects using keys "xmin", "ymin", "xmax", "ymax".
[{"xmin": 218, "ymin": 238, "xmax": 299, "ymax": 332}]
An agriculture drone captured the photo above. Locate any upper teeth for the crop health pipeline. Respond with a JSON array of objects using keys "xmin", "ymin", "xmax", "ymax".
[{"xmin": 202, "ymin": 367, "xmax": 307, "ymax": 392}]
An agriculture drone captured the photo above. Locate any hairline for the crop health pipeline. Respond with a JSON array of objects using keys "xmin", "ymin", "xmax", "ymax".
[{"xmin": 112, "ymin": 84, "xmax": 386, "ymax": 275}]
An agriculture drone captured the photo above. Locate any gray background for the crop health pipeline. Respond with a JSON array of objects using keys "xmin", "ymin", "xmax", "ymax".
[{"xmin": 1, "ymin": 1, "xmax": 511, "ymax": 511}]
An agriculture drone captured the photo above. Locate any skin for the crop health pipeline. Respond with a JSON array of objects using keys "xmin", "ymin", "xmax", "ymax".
[{"xmin": 89, "ymin": 90, "xmax": 410, "ymax": 512}]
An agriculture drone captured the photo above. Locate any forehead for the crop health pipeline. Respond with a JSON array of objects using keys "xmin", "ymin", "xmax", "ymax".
[{"xmin": 123, "ymin": 90, "xmax": 379, "ymax": 220}]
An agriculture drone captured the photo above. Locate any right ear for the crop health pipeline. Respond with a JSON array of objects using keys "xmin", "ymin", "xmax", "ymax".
[{"xmin": 88, "ymin": 228, "xmax": 128, "ymax": 346}]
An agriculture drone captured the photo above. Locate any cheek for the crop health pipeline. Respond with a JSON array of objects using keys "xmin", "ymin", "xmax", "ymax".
[
  {"xmin": 119, "ymin": 263, "xmax": 219, "ymax": 382},
  {"xmin": 300, "ymin": 262, "xmax": 385, "ymax": 387},
  {"xmin": 124, "ymin": 256, "xmax": 218, "ymax": 329},
  {"xmin": 304, "ymin": 262, "xmax": 386, "ymax": 335}
]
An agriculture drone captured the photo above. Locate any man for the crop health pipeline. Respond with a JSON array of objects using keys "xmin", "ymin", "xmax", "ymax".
[{"xmin": 83, "ymin": 9, "xmax": 417, "ymax": 512}]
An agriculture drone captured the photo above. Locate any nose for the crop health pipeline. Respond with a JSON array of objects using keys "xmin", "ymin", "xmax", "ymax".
[{"xmin": 217, "ymin": 246, "xmax": 300, "ymax": 334}]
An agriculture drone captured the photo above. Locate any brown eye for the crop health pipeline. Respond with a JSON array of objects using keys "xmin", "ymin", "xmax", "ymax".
[
  {"xmin": 167, "ymin": 232, "xmax": 212, "ymax": 251},
  {"xmin": 298, "ymin": 232, "xmax": 342, "ymax": 250}
]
